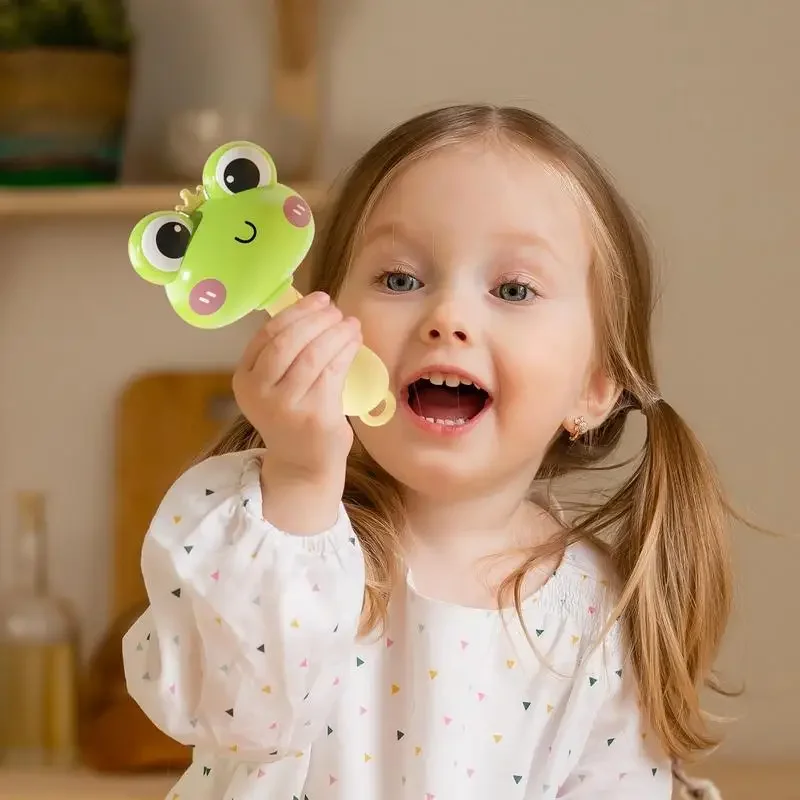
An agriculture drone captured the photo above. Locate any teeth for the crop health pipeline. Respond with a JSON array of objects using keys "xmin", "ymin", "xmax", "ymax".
[
  {"xmin": 423, "ymin": 417, "xmax": 469, "ymax": 426},
  {"xmin": 420, "ymin": 372, "xmax": 475, "ymax": 388}
]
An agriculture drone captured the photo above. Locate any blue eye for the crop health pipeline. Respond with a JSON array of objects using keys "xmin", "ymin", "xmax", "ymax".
[
  {"xmin": 384, "ymin": 271, "xmax": 422, "ymax": 292},
  {"xmin": 492, "ymin": 281, "xmax": 537, "ymax": 303}
]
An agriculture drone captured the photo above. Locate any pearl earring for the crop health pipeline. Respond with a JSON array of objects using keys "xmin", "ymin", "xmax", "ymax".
[{"xmin": 569, "ymin": 416, "xmax": 589, "ymax": 442}]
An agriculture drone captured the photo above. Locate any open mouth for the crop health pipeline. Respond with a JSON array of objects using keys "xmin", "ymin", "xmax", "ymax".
[
  {"xmin": 404, "ymin": 372, "xmax": 491, "ymax": 428},
  {"xmin": 234, "ymin": 220, "xmax": 257, "ymax": 244}
]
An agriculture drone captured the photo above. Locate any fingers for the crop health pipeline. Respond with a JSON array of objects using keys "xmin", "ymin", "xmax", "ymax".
[
  {"xmin": 244, "ymin": 304, "xmax": 345, "ymax": 387},
  {"xmin": 239, "ymin": 292, "xmax": 331, "ymax": 372},
  {"xmin": 304, "ymin": 337, "xmax": 363, "ymax": 415},
  {"xmin": 234, "ymin": 290, "xmax": 364, "ymax": 418},
  {"xmin": 273, "ymin": 317, "xmax": 362, "ymax": 405}
]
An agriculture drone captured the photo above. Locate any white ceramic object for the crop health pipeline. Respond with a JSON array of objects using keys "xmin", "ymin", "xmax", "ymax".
[
  {"xmin": 165, "ymin": 109, "xmax": 259, "ymax": 180},
  {"xmin": 164, "ymin": 108, "xmax": 313, "ymax": 182}
]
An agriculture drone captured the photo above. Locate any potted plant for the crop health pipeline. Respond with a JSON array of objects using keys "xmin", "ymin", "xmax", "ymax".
[{"xmin": 0, "ymin": 0, "xmax": 133, "ymax": 186}]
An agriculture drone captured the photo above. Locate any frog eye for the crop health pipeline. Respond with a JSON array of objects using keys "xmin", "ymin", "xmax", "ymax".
[
  {"xmin": 142, "ymin": 214, "xmax": 193, "ymax": 270},
  {"xmin": 203, "ymin": 141, "xmax": 277, "ymax": 198},
  {"xmin": 129, "ymin": 212, "xmax": 194, "ymax": 286}
]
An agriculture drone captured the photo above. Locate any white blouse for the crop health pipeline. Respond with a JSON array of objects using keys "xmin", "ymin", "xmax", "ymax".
[{"xmin": 122, "ymin": 449, "xmax": 673, "ymax": 799}]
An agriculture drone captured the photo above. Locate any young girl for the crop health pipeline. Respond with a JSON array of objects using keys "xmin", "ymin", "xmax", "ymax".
[{"xmin": 123, "ymin": 104, "xmax": 730, "ymax": 799}]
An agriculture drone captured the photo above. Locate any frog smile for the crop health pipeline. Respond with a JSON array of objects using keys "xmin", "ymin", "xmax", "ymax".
[{"xmin": 234, "ymin": 221, "xmax": 257, "ymax": 244}]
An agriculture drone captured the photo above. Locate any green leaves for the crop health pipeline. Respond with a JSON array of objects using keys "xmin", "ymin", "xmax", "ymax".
[
  {"xmin": 0, "ymin": 0, "xmax": 131, "ymax": 52},
  {"xmin": 80, "ymin": 0, "xmax": 131, "ymax": 51}
]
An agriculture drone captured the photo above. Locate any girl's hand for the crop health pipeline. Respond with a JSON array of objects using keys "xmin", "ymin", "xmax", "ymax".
[{"xmin": 233, "ymin": 292, "xmax": 361, "ymax": 533}]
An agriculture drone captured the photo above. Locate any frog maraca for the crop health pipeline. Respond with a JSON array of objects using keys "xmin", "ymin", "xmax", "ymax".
[{"xmin": 128, "ymin": 141, "xmax": 395, "ymax": 426}]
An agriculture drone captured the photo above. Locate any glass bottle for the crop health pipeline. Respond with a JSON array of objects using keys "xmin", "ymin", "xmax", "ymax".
[{"xmin": 0, "ymin": 491, "xmax": 80, "ymax": 767}]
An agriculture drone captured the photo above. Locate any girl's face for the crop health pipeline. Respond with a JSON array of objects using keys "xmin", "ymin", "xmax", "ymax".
[{"xmin": 337, "ymin": 139, "xmax": 613, "ymax": 499}]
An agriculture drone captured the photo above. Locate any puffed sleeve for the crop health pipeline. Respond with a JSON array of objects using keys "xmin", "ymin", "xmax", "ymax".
[
  {"xmin": 121, "ymin": 448, "xmax": 365, "ymax": 765},
  {"xmin": 557, "ymin": 642, "xmax": 675, "ymax": 799}
]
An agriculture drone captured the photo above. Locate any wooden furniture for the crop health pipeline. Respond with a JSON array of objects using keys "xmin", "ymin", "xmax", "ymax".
[
  {"xmin": 692, "ymin": 760, "xmax": 800, "ymax": 799},
  {"xmin": 1, "ymin": 761, "xmax": 799, "ymax": 799},
  {"xmin": 271, "ymin": 0, "xmax": 319, "ymax": 181},
  {"xmin": 74, "ymin": 371, "xmax": 237, "ymax": 773},
  {"xmin": 0, "ymin": 768, "xmax": 175, "ymax": 800},
  {"xmin": 0, "ymin": 0, "xmax": 323, "ymax": 218},
  {"xmin": 112, "ymin": 371, "xmax": 235, "ymax": 622},
  {"xmin": 0, "ymin": 181, "xmax": 327, "ymax": 218}
]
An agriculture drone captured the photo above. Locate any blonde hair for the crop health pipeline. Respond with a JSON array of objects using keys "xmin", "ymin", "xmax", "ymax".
[{"xmin": 206, "ymin": 105, "xmax": 732, "ymax": 765}]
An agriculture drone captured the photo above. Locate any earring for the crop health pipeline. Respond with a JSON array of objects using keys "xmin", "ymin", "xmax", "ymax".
[{"xmin": 569, "ymin": 416, "xmax": 589, "ymax": 442}]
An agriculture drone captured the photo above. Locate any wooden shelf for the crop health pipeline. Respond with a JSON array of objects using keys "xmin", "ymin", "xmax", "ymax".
[
  {"xmin": 3, "ymin": 761, "xmax": 799, "ymax": 800},
  {"xmin": 0, "ymin": 768, "xmax": 175, "ymax": 800},
  {"xmin": 0, "ymin": 2, "xmax": 323, "ymax": 223},
  {"xmin": 0, "ymin": 182, "xmax": 329, "ymax": 219}
]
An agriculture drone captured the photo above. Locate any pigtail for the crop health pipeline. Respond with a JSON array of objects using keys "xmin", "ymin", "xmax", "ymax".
[
  {"xmin": 606, "ymin": 398, "xmax": 733, "ymax": 760},
  {"xmin": 200, "ymin": 414, "xmax": 263, "ymax": 460},
  {"xmin": 342, "ymin": 444, "xmax": 405, "ymax": 636}
]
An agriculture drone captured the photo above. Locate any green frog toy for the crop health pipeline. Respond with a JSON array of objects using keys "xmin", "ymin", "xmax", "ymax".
[{"xmin": 128, "ymin": 141, "xmax": 395, "ymax": 427}]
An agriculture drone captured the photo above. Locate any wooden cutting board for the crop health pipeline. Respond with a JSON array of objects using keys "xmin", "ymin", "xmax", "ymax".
[{"xmin": 112, "ymin": 371, "xmax": 237, "ymax": 620}]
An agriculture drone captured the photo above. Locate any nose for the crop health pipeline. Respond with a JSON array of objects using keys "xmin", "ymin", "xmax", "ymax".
[
  {"xmin": 424, "ymin": 326, "xmax": 468, "ymax": 343},
  {"xmin": 419, "ymin": 301, "xmax": 470, "ymax": 344}
]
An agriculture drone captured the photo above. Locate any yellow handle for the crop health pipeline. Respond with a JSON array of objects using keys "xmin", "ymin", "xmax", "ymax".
[
  {"xmin": 264, "ymin": 285, "xmax": 396, "ymax": 426},
  {"xmin": 342, "ymin": 346, "xmax": 396, "ymax": 425},
  {"xmin": 357, "ymin": 390, "xmax": 397, "ymax": 426},
  {"xmin": 263, "ymin": 283, "xmax": 303, "ymax": 313}
]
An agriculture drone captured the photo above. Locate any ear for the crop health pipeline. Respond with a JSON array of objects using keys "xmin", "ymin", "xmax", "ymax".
[{"xmin": 564, "ymin": 366, "xmax": 622, "ymax": 436}]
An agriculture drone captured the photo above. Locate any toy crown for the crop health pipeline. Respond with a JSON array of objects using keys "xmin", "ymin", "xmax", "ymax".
[{"xmin": 175, "ymin": 185, "xmax": 205, "ymax": 215}]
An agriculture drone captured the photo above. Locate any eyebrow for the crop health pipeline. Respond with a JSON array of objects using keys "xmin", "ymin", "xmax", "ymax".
[
  {"xmin": 359, "ymin": 221, "xmax": 430, "ymax": 253},
  {"xmin": 359, "ymin": 220, "xmax": 564, "ymax": 269},
  {"xmin": 490, "ymin": 229, "xmax": 562, "ymax": 264}
]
